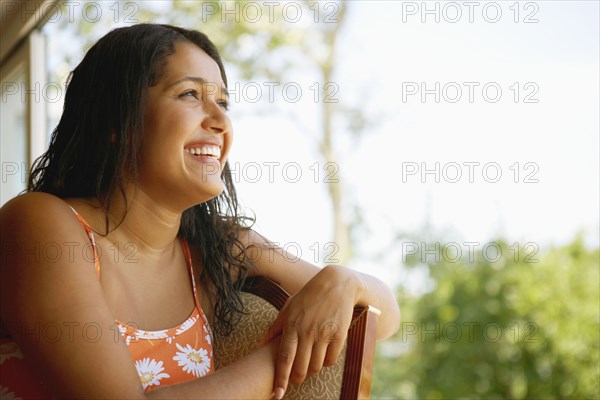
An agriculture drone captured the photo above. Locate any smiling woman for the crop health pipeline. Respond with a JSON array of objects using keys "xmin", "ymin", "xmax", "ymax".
[
  {"xmin": 140, "ymin": 41, "xmax": 233, "ymax": 208},
  {"xmin": 0, "ymin": 23, "xmax": 399, "ymax": 399}
]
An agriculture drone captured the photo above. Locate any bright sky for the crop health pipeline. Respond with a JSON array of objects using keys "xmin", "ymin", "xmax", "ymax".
[{"xmin": 42, "ymin": 1, "xmax": 599, "ymax": 287}]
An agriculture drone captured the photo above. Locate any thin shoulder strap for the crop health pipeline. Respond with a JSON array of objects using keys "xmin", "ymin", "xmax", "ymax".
[
  {"xmin": 180, "ymin": 238, "xmax": 203, "ymax": 313},
  {"xmin": 67, "ymin": 205, "xmax": 101, "ymax": 279}
]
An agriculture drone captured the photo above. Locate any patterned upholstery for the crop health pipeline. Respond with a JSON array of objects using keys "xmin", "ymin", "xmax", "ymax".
[{"xmin": 213, "ymin": 277, "xmax": 378, "ymax": 400}]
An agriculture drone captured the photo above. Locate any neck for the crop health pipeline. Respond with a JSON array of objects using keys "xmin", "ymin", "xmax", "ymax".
[{"xmin": 104, "ymin": 184, "xmax": 182, "ymax": 257}]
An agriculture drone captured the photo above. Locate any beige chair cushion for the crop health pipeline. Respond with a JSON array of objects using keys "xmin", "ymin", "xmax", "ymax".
[{"xmin": 214, "ymin": 292, "xmax": 347, "ymax": 399}]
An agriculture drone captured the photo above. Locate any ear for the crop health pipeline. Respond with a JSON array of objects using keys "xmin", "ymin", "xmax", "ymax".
[{"xmin": 110, "ymin": 132, "xmax": 117, "ymax": 143}]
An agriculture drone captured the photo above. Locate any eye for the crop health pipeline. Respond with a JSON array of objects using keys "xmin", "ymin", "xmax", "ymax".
[
  {"xmin": 217, "ymin": 99, "xmax": 230, "ymax": 111},
  {"xmin": 179, "ymin": 89, "xmax": 199, "ymax": 99}
]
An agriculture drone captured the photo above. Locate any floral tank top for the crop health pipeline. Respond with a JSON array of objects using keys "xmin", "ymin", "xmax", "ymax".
[{"xmin": 0, "ymin": 206, "xmax": 214, "ymax": 398}]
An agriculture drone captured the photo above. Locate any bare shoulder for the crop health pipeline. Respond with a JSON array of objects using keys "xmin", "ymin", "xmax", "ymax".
[
  {"xmin": 0, "ymin": 191, "xmax": 98, "ymax": 272},
  {"xmin": 235, "ymin": 228, "xmax": 321, "ymax": 293},
  {"xmin": 0, "ymin": 193, "xmax": 146, "ymax": 397},
  {"xmin": 237, "ymin": 227, "xmax": 272, "ymax": 247},
  {"xmin": 0, "ymin": 192, "xmax": 99, "ymax": 318},
  {"xmin": 235, "ymin": 228, "xmax": 279, "ymax": 273},
  {"xmin": 0, "ymin": 191, "xmax": 78, "ymax": 232}
]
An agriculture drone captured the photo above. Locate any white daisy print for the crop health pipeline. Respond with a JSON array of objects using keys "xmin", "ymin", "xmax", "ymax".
[
  {"xmin": 118, "ymin": 324, "xmax": 139, "ymax": 346},
  {"xmin": 139, "ymin": 329, "xmax": 168, "ymax": 340},
  {"xmin": 173, "ymin": 343, "xmax": 211, "ymax": 377},
  {"xmin": 175, "ymin": 314, "xmax": 199, "ymax": 335},
  {"xmin": 135, "ymin": 358, "xmax": 170, "ymax": 390},
  {"xmin": 0, "ymin": 386, "xmax": 21, "ymax": 400},
  {"xmin": 0, "ymin": 342, "xmax": 23, "ymax": 365},
  {"xmin": 202, "ymin": 314, "xmax": 213, "ymax": 334},
  {"xmin": 165, "ymin": 335, "xmax": 176, "ymax": 344}
]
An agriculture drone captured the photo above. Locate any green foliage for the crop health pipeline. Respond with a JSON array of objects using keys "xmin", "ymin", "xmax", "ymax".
[
  {"xmin": 139, "ymin": 0, "xmax": 345, "ymax": 82},
  {"xmin": 45, "ymin": 5, "xmax": 600, "ymax": 397},
  {"xmin": 373, "ymin": 237, "xmax": 600, "ymax": 399}
]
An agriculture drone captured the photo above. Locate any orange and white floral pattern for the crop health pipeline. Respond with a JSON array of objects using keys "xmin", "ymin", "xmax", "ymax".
[
  {"xmin": 0, "ymin": 208, "xmax": 215, "ymax": 397},
  {"xmin": 173, "ymin": 343, "xmax": 212, "ymax": 378},
  {"xmin": 135, "ymin": 358, "xmax": 171, "ymax": 390}
]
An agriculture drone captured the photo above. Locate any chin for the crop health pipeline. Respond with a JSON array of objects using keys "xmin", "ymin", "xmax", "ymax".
[{"xmin": 192, "ymin": 181, "xmax": 225, "ymax": 204}]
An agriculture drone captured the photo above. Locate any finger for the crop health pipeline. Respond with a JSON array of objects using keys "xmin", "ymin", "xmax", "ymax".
[
  {"xmin": 323, "ymin": 328, "xmax": 346, "ymax": 367},
  {"xmin": 289, "ymin": 324, "xmax": 317, "ymax": 384},
  {"xmin": 273, "ymin": 322, "xmax": 299, "ymax": 399},
  {"xmin": 307, "ymin": 338, "xmax": 328, "ymax": 377}
]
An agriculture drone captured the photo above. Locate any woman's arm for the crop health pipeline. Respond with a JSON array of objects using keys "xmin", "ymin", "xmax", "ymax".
[
  {"xmin": 148, "ymin": 339, "xmax": 279, "ymax": 399},
  {"xmin": 0, "ymin": 193, "xmax": 279, "ymax": 399},
  {"xmin": 240, "ymin": 229, "xmax": 401, "ymax": 398},
  {"xmin": 241, "ymin": 229, "xmax": 400, "ymax": 339}
]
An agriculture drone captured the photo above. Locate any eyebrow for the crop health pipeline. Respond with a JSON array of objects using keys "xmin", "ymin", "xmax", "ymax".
[{"xmin": 165, "ymin": 76, "xmax": 229, "ymax": 98}]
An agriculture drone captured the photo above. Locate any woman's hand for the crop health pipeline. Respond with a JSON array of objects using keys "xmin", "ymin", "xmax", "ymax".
[
  {"xmin": 260, "ymin": 265, "xmax": 364, "ymax": 399},
  {"xmin": 242, "ymin": 229, "xmax": 400, "ymax": 398}
]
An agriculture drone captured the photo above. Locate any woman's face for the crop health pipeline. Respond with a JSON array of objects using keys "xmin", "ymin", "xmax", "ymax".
[{"xmin": 138, "ymin": 41, "xmax": 233, "ymax": 211}]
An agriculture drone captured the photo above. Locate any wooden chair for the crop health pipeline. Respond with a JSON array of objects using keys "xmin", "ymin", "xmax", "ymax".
[{"xmin": 214, "ymin": 276, "xmax": 380, "ymax": 399}]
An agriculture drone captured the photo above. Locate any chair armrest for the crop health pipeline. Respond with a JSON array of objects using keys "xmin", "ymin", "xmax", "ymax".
[{"xmin": 214, "ymin": 276, "xmax": 379, "ymax": 399}]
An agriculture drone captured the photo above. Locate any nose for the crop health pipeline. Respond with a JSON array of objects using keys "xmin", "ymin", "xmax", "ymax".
[{"xmin": 201, "ymin": 101, "xmax": 228, "ymax": 134}]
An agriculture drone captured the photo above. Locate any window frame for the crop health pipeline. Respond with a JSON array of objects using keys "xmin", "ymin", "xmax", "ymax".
[{"xmin": 0, "ymin": 0, "xmax": 59, "ymax": 205}]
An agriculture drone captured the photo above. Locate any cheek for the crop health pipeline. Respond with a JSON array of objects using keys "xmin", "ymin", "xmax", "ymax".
[
  {"xmin": 222, "ymin": 129, "xmax": 234, "ymax": 161},
  {"xmin": 142, "ymin": 107, "xmax": 195, "ymax": 158},
  {"xmin": 138, "ymin": 129, "xmax": 183, "ymax": 177}
]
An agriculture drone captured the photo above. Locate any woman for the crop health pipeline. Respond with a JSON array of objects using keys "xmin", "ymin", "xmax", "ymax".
[{"xmin": 0, "ymin": 24, "xmax": 400, "ymax": 399}]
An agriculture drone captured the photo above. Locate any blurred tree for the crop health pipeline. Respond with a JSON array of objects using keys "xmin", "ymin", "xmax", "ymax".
[
  {"xmin": 158, "ymin": 0, "xmax": 357, "ymax": 264},
  {"xmin": 48, "ymin": 0, "xmax": 361, "ymax": 264},
  {"xmin": 372, "ymin": 235, "xmax": 600, "ymax": 399}
]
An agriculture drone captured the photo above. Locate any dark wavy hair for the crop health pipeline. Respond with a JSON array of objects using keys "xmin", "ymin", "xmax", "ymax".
[{"xmin": 28, "ymin": 23, "xmax": 253, "ymax": 336}]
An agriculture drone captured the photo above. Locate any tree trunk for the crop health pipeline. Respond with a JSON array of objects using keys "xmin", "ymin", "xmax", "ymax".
[{"xmin": 319, "ymin": 7, "xmax": 352, "ymax": 265}]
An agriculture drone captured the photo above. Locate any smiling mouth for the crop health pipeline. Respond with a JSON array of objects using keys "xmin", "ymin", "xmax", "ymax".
[{"xmin": 184, "ymin": 145, "xmax": 221, "ymax": 160}]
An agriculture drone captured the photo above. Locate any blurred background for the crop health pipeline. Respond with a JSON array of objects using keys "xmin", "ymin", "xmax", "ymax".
[{"xmin": 1, "ymin": 1, "xmax": 598, "ymax": 398}]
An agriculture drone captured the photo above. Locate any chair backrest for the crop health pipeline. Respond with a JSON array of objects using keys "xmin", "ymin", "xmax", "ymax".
[{"xmin": 214, "ymin": 276, "xmax": 379, "ymax": 400}]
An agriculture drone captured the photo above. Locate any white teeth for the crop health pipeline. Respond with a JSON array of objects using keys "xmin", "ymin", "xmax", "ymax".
[{"xmin": 185, "ymin": 145, "xmax": 221, "ymax": 159}]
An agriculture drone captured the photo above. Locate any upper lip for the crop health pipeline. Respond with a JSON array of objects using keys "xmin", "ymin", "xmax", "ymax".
[{"xmin": 184, "ymin": 140, "xmax": 222, "ymax": 149}]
